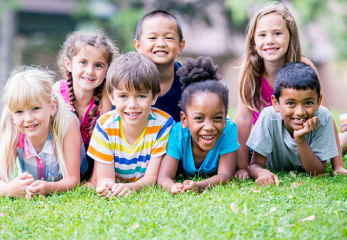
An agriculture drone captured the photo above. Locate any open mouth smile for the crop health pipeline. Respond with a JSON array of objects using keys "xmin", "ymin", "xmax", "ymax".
[
  {"xmin": 82, "ymin": 77, "xmax": 95, "ymax": 82},
  {"xmin": 201, "ymin": 135, "xmax": 216, "ymax": 143},
  {"xmin": 292, "ymin": 118, "xmax": 307, "ymax": 124},
  {"xmin": 153, "ymin": 50, "xmax": 168, "ymax": 55},
  {"xmin": 264, "ymin": 48, "xmax": 279, "ymax": 53},
  {"xmin": 25, "ymin": 124, "xmax": 38, "ymax": 129},
  {"xmin": 125, "ymin": 112, "xmax": 141, "ymax": 119}
]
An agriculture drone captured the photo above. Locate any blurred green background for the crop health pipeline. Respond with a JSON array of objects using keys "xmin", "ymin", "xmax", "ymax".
[{"xmin": 1, "ymin": 0, "xmax": 346, "ymax": 111}]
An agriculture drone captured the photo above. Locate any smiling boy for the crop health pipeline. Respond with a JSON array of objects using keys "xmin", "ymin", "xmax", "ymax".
[
  {"xmin": 87, "ymin": 52, "xmax": 174, "ymax": 197},
  {"xmin": 247, "ymin": 62, "xmax": 338, "ymax": 186},
  {"xmin": 134, "ymin": 10, "xmax": 185, "ymax": 122}
]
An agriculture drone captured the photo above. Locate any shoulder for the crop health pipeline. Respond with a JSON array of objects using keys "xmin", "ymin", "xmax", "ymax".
[
  {"xmin": 223, "ymin": 119, "xmax": 237, "ymax": 133},
  {"xmin": 53, "ymin": 80, "xmax": 62, "ymax": 93},
  {"xmin": 315, "ymin": 106, "xmax": 332, "ymax": 125},
  {"xmin": 170, "ymin": 122, "xmax": 189, "ymax": 140},
  {"xmin": 175, "ymin": 61, "xmax": 182, "ymax": 69},
  {"xmin": 150, "ymin": 108, "xmax": 175, "ymax": 126},
  {"xmin": 97, "ymin": 110, "xmax": 119, "ymax": 128},
  {"xmin": 259, "ymin": 106, "xmax": 278, "ymax": 120}
]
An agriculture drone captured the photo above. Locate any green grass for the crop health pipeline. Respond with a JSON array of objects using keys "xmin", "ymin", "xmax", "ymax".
[
  {"xmin": 1, "ymin": 159, "xmax": 347, "ymax": 239},
  {"xmin": 1, "ymin": 109, "xmax": 346, "ymax": 239}
]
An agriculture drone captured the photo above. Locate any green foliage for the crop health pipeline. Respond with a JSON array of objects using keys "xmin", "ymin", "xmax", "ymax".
[{"xmin": 1, "ymin": 168, "xmax": 347, "ymax": 239}]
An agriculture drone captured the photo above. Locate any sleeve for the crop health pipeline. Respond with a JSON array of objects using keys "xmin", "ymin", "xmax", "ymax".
[
  {"xmin": 150, "ymin": 117, "xmax": 175, "ymax": 158},
  {"xmin": 310, "ymin": 110, "xmax": 338, "ymax": 161},
  {"xmin": 165, "ymin": 123, "xmax": 182, "ymax": 161},
  {"xmin": 87, "ymin": 121, "xmax": 114, "ymax": 164},
  {"xmin": 246, "ymin": 109, "xmax": 273, "ymax": 158},
  {"xmin": 220, "ymin": 120, "xmax": 240, "ymax": 155}
]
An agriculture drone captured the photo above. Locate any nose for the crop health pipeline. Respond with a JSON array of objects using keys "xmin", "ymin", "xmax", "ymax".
[
  {"xmin": 203, "ymin": 119, "xmax": 215, "ymax": 131},
  {"xmin": 295, "ymin": 104, "xmax": 306, "ymax": 116},
  {"xmin": 128, "ymin": 97, "xmax": 138, "ymax": 109},
  {"xmin": 266, "ymin": 35, "xmax": 275, "ymax": 45},
  {"xmin": 86, "ymin": 64, "xmax": 94, "ymax": 76},
  {"xmin": 24, "ymin": 111, "xmax": 34, "ymax": 122},
  {"xmin": 155, "ymin": 37, "xmax": 166, "ymax": 47}
]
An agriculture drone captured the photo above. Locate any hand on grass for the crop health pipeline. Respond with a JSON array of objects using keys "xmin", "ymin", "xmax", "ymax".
[
  {"xmin": 111, "ymin": 183, "xmax": 131, "ymax": 197},
  {"xmin": 96, "ymin": 182, "xmax": 113, "ymax": 199},
  {"xmin": 294, "ymin": 116, "xmax": 319, "ymax": 140},
  {"xmin": 256, "ymin": 170, "xmax": 280, "ymax": 187},
  {"xmin": 234, "ymin": 169, "xmax": 249, "ymax": 180},
  {"xmin": 170, "ymin": 183, "xmax": 184, "ymax": 195},
  {"xmin": 26, "ymin": 180, "xmax": 50, "ymax": 198},
  {"xmin": 182, "ymin": 180, "xmax": 199, "ymax": 193},
  {"xmin": 333, "ymin": 166, "xmax": 347, "ymax": 176},
  {"xmin": 9, "ymin": 172, "xmax": 34, "ymax": 198}
]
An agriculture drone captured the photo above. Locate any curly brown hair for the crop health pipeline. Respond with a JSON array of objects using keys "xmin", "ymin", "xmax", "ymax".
[{"xmin": 57, "ymin": 31, "xmax": 118, "ymax": 133}]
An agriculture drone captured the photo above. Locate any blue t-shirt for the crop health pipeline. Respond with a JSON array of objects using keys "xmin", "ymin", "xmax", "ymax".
[
  {"xmin": 153, "ymin": 62, "xmax": 182, "ymax": 122},
  {"xmin": 167, "ymin": 119, "xmax": 240, "ymax": 177}
]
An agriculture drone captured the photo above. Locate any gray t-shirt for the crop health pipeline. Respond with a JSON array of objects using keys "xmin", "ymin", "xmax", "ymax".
[{"xmin": 246, "ymin": 106, "xmax": 338, "ymax": 171}]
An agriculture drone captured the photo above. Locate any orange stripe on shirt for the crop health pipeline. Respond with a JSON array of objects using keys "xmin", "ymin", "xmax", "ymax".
[
  {"xmin": 88, "ymin": 145, "xmax": 114, "ymax": 162},
  {"xmin": 104, "ymin": 128, "xmax": 121, "ymax": 136},
  {"xmin": 99, "ymin": 113, "xmax": 113, "ymax": 126},
  {"xmin": 146, "ymin": 126, "xmax": 162, "ymax": 135},
  {"xmin": 152, "ymin": 108, "xmax": 171, "ymax": 119},
  {"xmin": 151, "ymin": 145, "xmax": 167, "ymax": 155},
  {"xmin": 115, "ymin": 175, "xmax": 139, "ymax": 183}
]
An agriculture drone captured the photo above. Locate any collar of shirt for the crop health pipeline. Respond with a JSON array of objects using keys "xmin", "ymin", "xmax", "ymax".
[{"xmin": 24, "ymin": 132, "xmax": 54, "ymax": 159}]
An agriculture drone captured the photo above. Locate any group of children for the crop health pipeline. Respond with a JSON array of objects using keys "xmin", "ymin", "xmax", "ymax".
[{"xmin": 0, "ymin": 2, "xmax": 345, "ymax": 198}]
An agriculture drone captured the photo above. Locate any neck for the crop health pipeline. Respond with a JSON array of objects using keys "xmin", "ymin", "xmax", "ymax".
[
  {"xmin": 157, "ymin": 62, "xmax": 175, "ymax": 96},
  {"xmin": 121, "ymin": 118, "xmax": 148, "ymax": 145},
  {"xmin": 73, "ymin": 87, "xmax": 95, "ymax": 107},
  {"xmin": 263, "ymin": 58, "xmax": 286, "ymax": 81},
  {"xmin": 28, "ymin": 128, "xmax": 50, "ymax": 154}
]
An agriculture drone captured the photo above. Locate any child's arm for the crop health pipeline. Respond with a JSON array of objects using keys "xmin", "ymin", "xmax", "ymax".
[
  {"xmin": 235, "ymin": 95, "xmax": 254, "ymax": 168},
  {"xmin": 157, "ymin": 154, "xmax": 184, "ymax": 195},
  {"xmin": 249, "ymin": 151, "xmax": 280, "ymax": 187},
  {"xmin": 293, "ymin": 116, "xmax": 326, "ymax": 175},
  {"xmin": 183, "ymin": 151, "xmax": 237, "ymax": 193},
  {"xmin": 25, "ymin": 117, "xmax": 81, "ymax": 198},
  {"xmin": 0, "ymin": 172, "xmax": 34, "ymax": 198},
  {"xmin": 95, "ymin": 161, "xmax": 117, "ymax": 198},
  {"xmin": 302, "ymin": 57, "xmax": 346, "ymax": 175},
  {"xmin": 100, "ymin": 87, "xmax": 113, "ymax": 115}
]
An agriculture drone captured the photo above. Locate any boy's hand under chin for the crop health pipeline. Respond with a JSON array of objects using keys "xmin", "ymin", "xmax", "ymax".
[{"xmin": 293, "ymin": 116, "xmax": 319, "ymax": 140}]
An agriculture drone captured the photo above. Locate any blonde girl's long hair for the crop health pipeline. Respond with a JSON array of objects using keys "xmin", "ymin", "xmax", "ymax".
[
  {"xmin": 239, "ymin": 1, "xmax": 302, "ymax": 111},
  {"xmin": 0, "ymin": 66, "xmax": 69, "ymax": 183}
]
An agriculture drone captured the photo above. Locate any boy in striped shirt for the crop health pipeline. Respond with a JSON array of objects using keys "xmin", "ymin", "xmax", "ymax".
[{"xmin": 88, "ymin": 52, "xmax": 174, "ymax": 197}]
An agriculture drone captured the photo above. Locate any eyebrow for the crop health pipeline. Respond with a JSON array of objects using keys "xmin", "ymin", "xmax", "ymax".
[{"xmin": 193, "ymin": 111, "xmax": 224, "ymax": 115}]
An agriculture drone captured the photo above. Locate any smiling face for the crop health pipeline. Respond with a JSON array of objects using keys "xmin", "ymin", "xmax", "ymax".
[
  {"xmin": 272, "ymin": 88, "xmax": 322, "ymax": 136},
  {"xmin": 181, "ymin": 92, "xmax": 226, "ymax": 152},
  {"xmin": 253, "ymin": 14, "xmax": 290, "ymax": 64},
  {"xmin": 108, "ymin": 84, "xmax": 158, "ymax": 133},
  {"xmin": 134, "ymin": 16, "xmax": 185, "ymax": 67},
  {"xmin": 11, "ymin": 100, "xmax": 56, "ymax": 141},
  {"xmin": 65, "ymin": 45, "xmax": 108, "ymax": 93}
]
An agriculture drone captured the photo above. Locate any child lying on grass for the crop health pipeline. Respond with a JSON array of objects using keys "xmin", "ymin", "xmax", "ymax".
[{"xmin": 248, "ymin": 62, "xmax": 339, "ymax": 186}]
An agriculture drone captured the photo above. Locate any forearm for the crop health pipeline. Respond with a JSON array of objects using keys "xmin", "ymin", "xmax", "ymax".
[
  {"xmin": 235, "ymin": 121, "xmax": 252, "ymax": 164},
  {"xmin": 158, "ymin": 176, "xmax": 176, "ymax": 193},
  {"xmin": 296, "ymin": 137, "xmax": 325, "ymax": 175},
  {"xmin": 331, "ymin": 117, "xmax": 344, "ymax": 168},
  {"xmin": 236, "ymin": 148, "xmax": 249, "ymax": 170},
  {"xmin": 249, "ymin": 164, "xmax": 271, "ymax": 180},
  {"xmin": 45, "ymin": 176, "xmax": 80, "ymax": 194},
  {"xmin": 126, "ymin": 174, "xmax": 157, "ymax": 192},
  {"xmin": 97, "ymin": 177, "xmax": 115, "ymax": 188},
  {"xmin": 0, "ymin": 181, "xmax": 12, "ymax": 197},
  {"xmin": 196, "ymin": 173, "xmax": 232, "ymax": 191}
]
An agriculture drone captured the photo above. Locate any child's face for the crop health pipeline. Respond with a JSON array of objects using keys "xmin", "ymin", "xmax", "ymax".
[
  {"xmin": 64, "ymin": 45, "xmax": 108, "ymax": 93},
  {"xmin": 11, "ymin": 100, "xmax": 56, "ymax": 141},
  {"xmin": 134, "ymin": 17, "xmax": 185, "ymax": 67},
  {"xmin": 253, "ymin": 14, "xmax": 290, "ymax": 64},
  {"xmin": 181, "ymin": 92, "xmax": 226, "ymax": 152},
  {"xmin": 108, "ymin": 84, "xmax": 158, "ymax": 132},
  {"xmin": 272, "ymin": 88, "xmax": 322, "ymax": 136}
]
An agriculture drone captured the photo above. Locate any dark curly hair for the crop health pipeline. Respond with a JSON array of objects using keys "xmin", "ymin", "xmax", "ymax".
[
  {"xmin": 57, "ymin": 31, "xmax": 118, "ymax": 134},
  {"xmin": 177, "ymin": 56, "xmax": 229, "ymax": 114}
]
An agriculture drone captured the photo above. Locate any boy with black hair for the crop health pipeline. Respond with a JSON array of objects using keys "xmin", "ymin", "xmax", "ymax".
[
  {"xmin": 134, "ymin": 10, "xmax": 185, "ymax": 122},
  {"xmin": 247, "ymin": 62, "xmax": 338, "ymax": 186}
]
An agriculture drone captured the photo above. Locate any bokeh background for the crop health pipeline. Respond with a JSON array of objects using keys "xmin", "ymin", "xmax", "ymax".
[{"xmin": 1, "ymin": 0, "xmax": 346, "ymax": 111}]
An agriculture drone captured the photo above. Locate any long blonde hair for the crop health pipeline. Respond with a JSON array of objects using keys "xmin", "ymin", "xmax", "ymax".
[
  {"xmin": 0, "ymin": 66, "xmax": 69, "ymax": 182},
  {"xmin": 239, "ymin": 1, "xmax": 302, "ymax": 111}
]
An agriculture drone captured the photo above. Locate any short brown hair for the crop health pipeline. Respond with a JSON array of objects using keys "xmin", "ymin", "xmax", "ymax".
[{"xmin": 106, "ymin": 52, "xmax": 160, "ymax": 97}]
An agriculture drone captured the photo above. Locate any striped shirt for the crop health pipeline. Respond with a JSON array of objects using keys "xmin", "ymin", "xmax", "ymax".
[{"xmin": 87, "ymin": 108, "xmax": 174, "ymax": 182}]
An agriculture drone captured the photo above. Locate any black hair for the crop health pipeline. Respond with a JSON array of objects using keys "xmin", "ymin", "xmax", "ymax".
[
  {"xmin": 274, "ymin": 62, "xmax": 321, "ymax": 101},
  {"xmin": 135, "ymin": 10, "xmax": 183, "ymax": 43},
  {"xmin": 177, "ymin": 56, "xmax": 229, "ymax": 113}
]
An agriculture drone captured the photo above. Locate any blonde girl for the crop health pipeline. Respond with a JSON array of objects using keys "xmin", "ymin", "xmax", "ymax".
[
  {"xmin": 54, "ymin": 31, "xmax": 118, "ymax": 181},
  {"xmin": 0, "ymin": 67, "xmax": 87, "ymax": 198},
  {"xmin": 236, "ymin": 1, "xmax": 346, "ymax": 175}
]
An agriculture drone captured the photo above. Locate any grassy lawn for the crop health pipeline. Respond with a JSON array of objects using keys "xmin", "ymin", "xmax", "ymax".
[{"xmin": 1, "ymin": 108, "xmax": 346, "ymax": 239}]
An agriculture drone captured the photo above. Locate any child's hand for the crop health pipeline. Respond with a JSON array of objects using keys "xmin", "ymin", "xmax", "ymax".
[
  {"xmin": 25, "ymin": 180, "xmax": 50, "ymax": 198},
  {"xmin": 9, "ymin": 172, "xmax": 34, "ymax": 198},
  {"xmin": 333, "ymin": 166, "xmax": 347, "ymax": 176},
  {"xmin": 256, "ymin": 170, "xmax": 280, "ymax": 187},
  {"xmin": 96, "ymin": 182, "xmax": 113, "ymax": 198},
  {"xmin": 234, "ymin": 169, "xmax": 249, "ymax": 180},
  {"xmin": 111, "ymin": 183, "xmax": 132, "ymax": 197},
  {"xmin": 66, "ymin": 103, "xmax": 75, "ymax": 112},
  {"xmin": 182, "ymin": 180, "xmax": 199, "ymax": 193},
  {"xmin": 294, "ymin": 116, "xmax": 319, "ymax": 139},
  {"xmin": 170, "ymin": 183, "xmax": 184, "ymax": 195}
]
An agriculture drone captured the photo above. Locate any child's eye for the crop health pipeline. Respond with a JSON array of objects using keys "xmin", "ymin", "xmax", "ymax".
[
  {"xmin": 286, "ymin": 102, "xmax": 295, "ymax": 106},
  {"xmin": 119, "ymin": 95, "xmax": 127, "ymax": 99},
  {"xmin": 259, "ymin": 33, "xmax": 266, "ymax": 37},
  {"xmin": 148, "ymin": 37, "xmax": 157, "ymax": 40},
  {"xmin": 214, "ymin": 116, "xmax": 223, "ymax": 121},
  {"xmin": 15, "ymin": 110, "xmax": 23, "ymax": 114},
  {"xmin": 166, "ymin": 37, "xmax": 174, "ymax": 40},
  {"xmin": 274, "ymin": 32, "xmax": 281, "ymax": 36},
  {"xmin": 33, "ymin": 107, "xmax": 40, "ymax": 111},
  {"xmin": 306, "ymin": 101, "xmax": 314, "ymax": 105},
  {"xmin": 95, "ymin": 63, "xmax": 103, "ymax": 68},
  {"xmin": 138, "ymin": 95, "xmax": 147, "ymax": 99},
  {"xmin": 194, "ymin": 116, "xmax": 203, "ymax": 121}
]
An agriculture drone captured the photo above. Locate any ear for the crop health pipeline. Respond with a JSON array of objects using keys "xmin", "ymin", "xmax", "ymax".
[
  {"xmin": 134, "ymin": 39, "xmax": 142, "ymax": 53},
  {"xmin": 107, "ymin": 91, "xmax": 116, "ymax": 106},
  {"xmin": 180, "ymin": 111, "xmax": 188, "ymax": 128},
  {"xmin": 64, "ymin": 57, "xmax": 72, "ymax": 72},
  {"xmin": 151, "ymin": 94, "xmax": 159, "ymax": 106},
  {"xmin": 177, "ymin": 40, "xmax": 186, "ymax": 55},
  {"xmin": 50, "ymin": 99, "xmax": 57, "ymax": 116},
  {"xmin": 316, "ymin": 94, "xmax": 323, "ymax": 111},
  {"xmin": 271, "ymin": 95, "xmax": 281, "ymax": 113}
]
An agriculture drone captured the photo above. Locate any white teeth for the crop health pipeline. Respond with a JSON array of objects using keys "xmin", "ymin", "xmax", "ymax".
[
  {"xmin": 127, "ymin": 113, "xmax": 139, "ymax": 116},
  {"xmin": 202, "ymin": 136, "xmax": 214, "ymax": 139}
]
